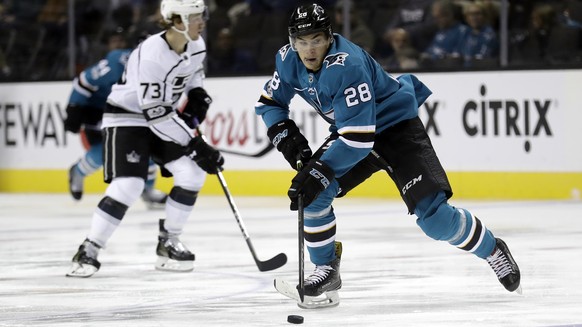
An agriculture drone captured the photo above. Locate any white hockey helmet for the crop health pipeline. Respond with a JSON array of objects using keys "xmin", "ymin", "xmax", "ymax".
[
  {"xmin": 160, "ymin": 0, "xmax": 207, "ymax": 23},
  {"xmin": 160, "ymin": 0, "xmax": 207, "ymax": 41}
]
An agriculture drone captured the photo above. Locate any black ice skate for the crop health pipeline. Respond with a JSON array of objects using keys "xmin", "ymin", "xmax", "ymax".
[
  {"xmin": 141, "ymin": 188, "xmax": 168, "ymax": 209},
  {"xmin": 486, "ymin": 238, "xmax": 521, "ymax": 293},
  {"xmin": 298, "ymin": 241, "xmax": 342, "ymax": 308},
  {"xmin": 68, "ymin": 163, "xmax": 84, "ymax": 201},
  {"xmin": 273, "ymin": 242, "xmax": 342, "ymax": 308},
  {"xmin": 155, "ymin": 219, "xmax": 195, "ymax": 272},
  {"xmin": 66, "ymin": 238, "xmax": 101, "ymax": 278}
]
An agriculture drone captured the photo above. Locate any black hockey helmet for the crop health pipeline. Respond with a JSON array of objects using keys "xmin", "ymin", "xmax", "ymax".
[{"xmin": 288, "ymin": 3, "xmax": 332, "ymax": 39}]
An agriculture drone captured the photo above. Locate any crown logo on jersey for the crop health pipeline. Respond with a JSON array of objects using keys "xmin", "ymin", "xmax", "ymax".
[
  {"xmin": 324, "ymin": 52, "xmax": 349, "ymax": 68},
  {"xmin": 126, "ymin": 151, "xmax": 141, "ymax": 163}
]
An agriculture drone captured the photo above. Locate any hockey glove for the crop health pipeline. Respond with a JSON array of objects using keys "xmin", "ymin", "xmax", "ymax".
[
  {"xmin": 267, "ymin": 119, "xmax": 312, "ymax": 170},
  {"xmin": 288, "ymin": 159, "xmax": 335, "ymax": 210},
  {"xmin": 179, "ymin": 87, "xmax": 212, "ymax": 128},
  {"xmin": 186, "ymin": 136, "xmax": 224, "ymax": 174},
  {"xmin": 64, "ymin": 104, "xmax": 83, "ymax": 133}
]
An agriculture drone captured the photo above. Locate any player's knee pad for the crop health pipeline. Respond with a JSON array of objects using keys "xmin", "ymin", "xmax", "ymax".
[
  {"xmin": 97, "ymin": 196, "xmax": 129, "ymax": 221},
  {"xmin": 168, "ymin": 186, "xmax": 199, "ymax": 206},
  {"xmin": 105, "ymin": 177, "xmax": 145, "ymax": 206},
  {"xmin": 165, "ymin": 156, "xmax": 206, "ymax": 190},
  {"xmin": 414, "ymin": 191, "xmax": 459, "ymax": 241}
]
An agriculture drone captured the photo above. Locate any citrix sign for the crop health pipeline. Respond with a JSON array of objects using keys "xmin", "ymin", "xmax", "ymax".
[{"xmin": 422, "ymin": 84, "xmax": 553, "ymax": 153}]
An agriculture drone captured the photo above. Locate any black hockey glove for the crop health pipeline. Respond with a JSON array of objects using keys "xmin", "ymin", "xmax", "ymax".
[
  {"xmin": 64, "ymin": 104, "xmax": 83, "ymax": 133},
  {"xmin": 186, "ymin": 136, "xmax": 224, "ymax": 174},
  {"xmin": 288, "ymin": 159, "xmax": 335, "ymax": 211},
  {"xmin": 267, "ymin": 119, "xmax": 312, "ymax": 170},
  {"xmin": 179, "ymin": 87, "xmax": 212, "ymax": 128}
]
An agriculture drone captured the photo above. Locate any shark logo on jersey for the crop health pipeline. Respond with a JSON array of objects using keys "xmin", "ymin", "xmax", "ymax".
[
  {"xmin": 120, "ymin": 52, "xmax": 130, "ymax": 66},
  {"xmin": 279, "ymin": 44, "xmax": 291, "ymax": 61},
  {"xmin": 324, "ymin": 52, "xmax": 349, "ymax": 68}
]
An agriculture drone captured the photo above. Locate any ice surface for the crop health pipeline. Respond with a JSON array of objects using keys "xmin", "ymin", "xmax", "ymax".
[{"xmin": 1, "ymin": 194, "xmax": 581, "ymax": 326}]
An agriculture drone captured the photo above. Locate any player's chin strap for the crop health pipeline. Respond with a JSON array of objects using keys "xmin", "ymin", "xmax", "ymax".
[{"xmin": 172, "ymin": 14, "xmax": 194, "ymax": 42}]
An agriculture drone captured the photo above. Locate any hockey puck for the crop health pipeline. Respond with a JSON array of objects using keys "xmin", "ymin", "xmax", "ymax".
[{"xmin": 287, "ymin": 315, "xmax": 304, "ymax": 324}]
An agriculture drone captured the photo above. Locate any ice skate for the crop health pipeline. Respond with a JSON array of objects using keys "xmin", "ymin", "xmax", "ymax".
[
  {"xmin": 141, "ymin": 188, "xmax": 168, "ymax": 209},
  {"xmin": 155, "ymin": 219, "xmax": 195, "ymax": 272},
  {"xmin": 68, "ymin": 163, "xmax": 84, "ymax": 201},
  {"xmin": 298, "ymin": 241, "xmax": 342, "ymax": 308},
  {"xmin": 66, "ymin": 239, "xmax": 101, "ymax": 278},
  {"xmin": 273, "ymin": 241, "xmax": 342, "ymax": 309},
  {"xmin": 486, "ymin": 238, "xmax": 521, "ymax": 294}
]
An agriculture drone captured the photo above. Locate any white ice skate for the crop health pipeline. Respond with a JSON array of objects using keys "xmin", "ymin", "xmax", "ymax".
[
  {"xmin": 66, "ymin": 239, "xmax": 101, "ymax": 278},
  {"xmin": 155, "ymin": 219, "xmax": 195, "ymax": 272}
]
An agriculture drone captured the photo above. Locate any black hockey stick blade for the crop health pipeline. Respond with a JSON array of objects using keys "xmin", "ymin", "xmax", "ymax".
[{"xmin": 255, "ymin": 251, "xmax": 288, "ymax": 272}]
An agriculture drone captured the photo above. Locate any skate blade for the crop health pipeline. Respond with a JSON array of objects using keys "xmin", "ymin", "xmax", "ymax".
[
  {"xmin": 66, "ymin": 262, "xmax": 98, "ymax": 278},
  {"xmin": 274, "ymin": 278, "xmax": 340, "ymax": 309},
  {"xmin": 155, "ymin": 256, "xmax": 194, "ymax": 272},
  {"xmin": 514, "ymin": 285, "xmax": 523, "ymax": 295},
  {"xmin": 298, "ymin": 291, "xmax": 340, "ymax": 309}
]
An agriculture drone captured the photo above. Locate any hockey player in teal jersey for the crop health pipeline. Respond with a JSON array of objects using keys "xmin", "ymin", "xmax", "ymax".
[
  {"xmin": 64, "ymin": 30, "xmax": 168, "ymax": 207},
  {"xmin": 257, "ymin": 3, "xmax": 521, "ymax": 307}
]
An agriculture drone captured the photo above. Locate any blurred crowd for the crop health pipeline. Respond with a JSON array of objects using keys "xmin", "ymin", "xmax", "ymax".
[{"xmin": 1, "ymin": 0, "xmax": 582, "ymax": 82}]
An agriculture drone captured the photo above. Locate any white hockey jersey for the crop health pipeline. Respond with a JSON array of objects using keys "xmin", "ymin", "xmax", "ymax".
[{"xmin": 104, "ymin": 31, "xmax": 207, "ymax": 146}]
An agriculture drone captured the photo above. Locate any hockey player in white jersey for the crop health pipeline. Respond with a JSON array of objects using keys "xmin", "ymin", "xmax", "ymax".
[
  {"xmin": 257, "ymin": 4, "xmax": 521, "ymax": 308},
  {"xmin": 67, "ymin": 0, "xmax": 223, "ymax": 278},
  {"xmin": 64, "ymin": 29, "xmax": 169, "ymax": 209}
]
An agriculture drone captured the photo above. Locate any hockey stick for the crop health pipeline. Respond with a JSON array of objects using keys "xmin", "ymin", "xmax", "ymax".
[
  {"xmin": 296, "ymin": 159, "xmax": 305, "ymax": 303},
  {"xmin": 215, "ymin": 169, "xmax": 288, "ymax": 271},
  {"xmin": 297, "ymin": 194, "xmax": 305, "ymax": 302},
  {"xmin": 194, "ymin": 125, "xmax": 287, "ymax": 271}
]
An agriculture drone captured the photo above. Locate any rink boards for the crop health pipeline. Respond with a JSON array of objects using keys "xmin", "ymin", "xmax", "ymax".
[{"xmin": 1, "ymin": 70, "xmax": 581, "ymax": 199}]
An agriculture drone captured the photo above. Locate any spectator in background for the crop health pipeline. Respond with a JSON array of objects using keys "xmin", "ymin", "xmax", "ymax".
[
  {"xmin": 421, "ymin": 0, "xmax": 468, "ymax": 68},
  {"xmin": 381, "ymin": 28, "xmax": 420, "ymax": 70},
  {"xmin": 333, "ymin": 0, "xmax": 375, "ymax": 53},
  {"xmin": 561, "ymin": 0, "xmax": 582, "ymax": 28},
  {"xmin": 35, "ymin": 0, "xmax": 69, "ymax": 79},
  {"xmin": 509, "ymin": 4, "xmax": 558, "ymax": 65},
  {"xmin": 380, "ymin": 0, "xmax": 436, "ymax": 58},
  {"xmin": 458, "ymin": 2, "xmax": 498, "ymax": 67},
  {"xmin": 207, "ymin": 27, "xmax": 257, "ymax": 75}
]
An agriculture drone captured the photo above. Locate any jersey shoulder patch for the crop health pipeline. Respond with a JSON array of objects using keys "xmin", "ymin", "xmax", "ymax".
[
  {"xmin": 324, "ymin": 52, "xmax": 349, "ymax": 68},
  {"xmin": 279, "ymin": 44, "xmax": 292, "ymax": 61}
]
